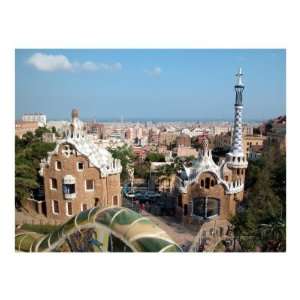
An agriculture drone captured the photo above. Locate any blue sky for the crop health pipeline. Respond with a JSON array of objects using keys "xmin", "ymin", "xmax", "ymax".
[{"xmin": 15, "ymin": 49, "xmax": 286, "ymax": 121}]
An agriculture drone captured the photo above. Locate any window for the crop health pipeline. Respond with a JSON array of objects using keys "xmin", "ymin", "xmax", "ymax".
[
  {"xmin": 193, "ymin": 197, "xmax": 220, "ymax": 219},
  {"xmin": 241, "ymin": 169, "xmax": 244, "ymax": 175},
  {"xmin": 62, "ymin": 144, "xmax": 75, "ymax": 157},
  {"xmin": 94, "ymin": 198, "xmax": 100, "ymax": 207},
  {"xmin": 50, "ymin": 178, "xmax": 57, "ymax": 190},
  {"xmin": 237, "ymin": 169, "xmax": 240, "ymax": 175},
  {"xmin": 56, "ymin": 161, "xmax": 62, "ymax": 170},
  {"xmin": 113, "ymin": 195, "xmax": 118, "ymax": 206},
  {"xmin": 86, "ymin": 180, "xmax": 94, "ymax": 191},
  {"xmin": 205, "ymin": 178, "xmax": 210, "ymax": 189},
  {"xmin": 82, "ymin": 203, "xmax": 88, "ymax": 211},
  {"xmin": 66, "ymin": 202, "xmax": 73, "ymax": 216},
  {"xmin": 210, "ymin": 179, "xmax": 215, "ymax": 187},
  {"xmin": 225, "ymin": 175, "xmax": 229, "ymax": 181},
  {"xmin": 63, "ymin": 183, "xmax": 75, "ymax": 194},
  {"xmin": 77, "ymin": 162, "xmax": 84, "ymax": 171},
  {"xmin": 52, "ymin": 200, "xmax": 59, "ymax": 214},
  {"xmin": 200, "ymin": 180, "xmax": 204, "ymax": 187}
]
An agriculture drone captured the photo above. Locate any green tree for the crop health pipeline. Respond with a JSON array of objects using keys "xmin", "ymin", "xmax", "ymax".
[
  {"xmin": 15, "ymin": 131, "xmax": 56, "ymax": 208},
  {"xmin": 35, "ymin": 126, "xmax": 51, "ymax": 139},
  {"xmin": 109, "ymin": 145, "xmax": 135, "ymax": 182},
  {"xmin": 231, "ymin": 144, "xmax": 286, "ymax": 252},
  {"xmin": 145, "ymin": 152, "xmax": 165, "ymax": 162}
]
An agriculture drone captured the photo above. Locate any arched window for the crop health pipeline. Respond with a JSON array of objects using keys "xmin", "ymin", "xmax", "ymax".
[
  {"xmin": 237, "ymin": 169, "xmax": 240, "ymax": 175},
  {"xmin": 210, "ymin": 179, "xmax": 215, "ymax": 187},
  {"xmin": 200, "ymin": 180, "xmax": 204, "ymax": 187},
  {"xmin": 205, "ymin": 178, "xmax": 210, "ymax": 189}
]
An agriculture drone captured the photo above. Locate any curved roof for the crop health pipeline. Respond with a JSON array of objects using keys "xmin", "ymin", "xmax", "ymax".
[
  {"xmin": 40, "ymin": 135, "xmax": 122, "ymax": 178},
  {"xmin": 15, "ymin": 207, "xmax": 182, "ymax": 253}
]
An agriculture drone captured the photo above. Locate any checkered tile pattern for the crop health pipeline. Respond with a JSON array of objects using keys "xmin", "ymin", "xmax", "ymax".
[{"xmin": 232, "ymin": 105, "xmax": 243, "ymax": 154}]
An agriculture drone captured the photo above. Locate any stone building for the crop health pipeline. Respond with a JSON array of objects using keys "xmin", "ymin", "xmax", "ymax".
[
  {"xmin": 22, "ymin": 112, "xmax": 47, "ymax": 126},
  {"xmin": 243, "ymin": 135, "xmax": 266, "ymax": 158},
  {"xmin": 159, "ymin": 131, "xmax": 177, "ymax": 146},
  {"xmin": 39, "ymin": 109, "xmax": 122, "ymax": 223},
  {"xmin": 176, "ymin": 134, "xmax": 191, "ymax": 147},
  {"xmin": 175, "ymin": 146, "xmax": 198, "ymax": 158},
  {"xmin": 175, "ymin": 69, "xmax": 248, "ymax": 223},
  {"xmin": 86, "ymin": 122, "xmax": 105, "ymax": 139},
  {"xmin": 15, "ymin": 121, "xmax": 39, "ymax": 138}
]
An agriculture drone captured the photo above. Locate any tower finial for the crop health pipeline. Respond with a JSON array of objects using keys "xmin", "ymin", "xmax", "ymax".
[{"xmin": 236, "ymin": 67, "xmax": 244, "ymax": 86}]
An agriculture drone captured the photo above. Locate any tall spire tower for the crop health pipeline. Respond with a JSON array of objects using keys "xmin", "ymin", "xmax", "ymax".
[
  {"xmin": 227, "ymin": 68, "xmax": 248, "ymax": 169},
  {"xmin": 231, "ymin": 67, "xmax": 244, "ymax": 155}
]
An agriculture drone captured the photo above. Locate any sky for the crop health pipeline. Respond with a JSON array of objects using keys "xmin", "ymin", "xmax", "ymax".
[{"xmin": 15, "ymin": 49, "xmax": 286, "ymax": 122}]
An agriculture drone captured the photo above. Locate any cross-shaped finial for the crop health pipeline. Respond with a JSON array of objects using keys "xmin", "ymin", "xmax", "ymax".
[{"xmin": 236, "ymin": 67, "xmax": 244, "ymax": 86}]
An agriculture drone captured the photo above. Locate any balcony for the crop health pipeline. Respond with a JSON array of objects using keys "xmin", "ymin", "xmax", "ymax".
[{"xmin": 64, "ymin": 192, "xmax": 76, "ymax": 200}]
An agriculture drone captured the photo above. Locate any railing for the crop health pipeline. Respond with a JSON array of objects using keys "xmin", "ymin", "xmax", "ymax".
[
  {"xmin": 64, "ymin": 193, "xmax": 76, "ymax": 200},
  {"xmin": 189, "ymin": 219, "xmax": 233, "ymax": 252}
]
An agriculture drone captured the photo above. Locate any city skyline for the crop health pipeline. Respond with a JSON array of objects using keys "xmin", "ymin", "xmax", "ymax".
[{"xmin": 15, "ymin": 49, "xmax": 286, "ymax": 121}]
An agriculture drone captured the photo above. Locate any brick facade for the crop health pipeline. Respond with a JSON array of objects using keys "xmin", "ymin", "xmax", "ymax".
[{"xmin": 43, "ymin": 143, "xmax": 121, "ymax": 223}]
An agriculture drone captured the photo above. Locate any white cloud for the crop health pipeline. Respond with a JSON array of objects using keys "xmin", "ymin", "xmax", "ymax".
[
  {"xmin": 27, "ymin": 53, "xmax": 73, "ymax": 72},
  {"xmin": 81, "ymin": 61, "xmax": 99, "ymax": 71},
  {"xmin": 98, "ymin": 62, "xmax": 122, "ymax": 71},
  {"xmin": 145, "ymin": 66, "xmax": 162, "ymax": 77},
  {"xmin": 27, "ymin": 53, "xmax": 122, "ymax": 73}
]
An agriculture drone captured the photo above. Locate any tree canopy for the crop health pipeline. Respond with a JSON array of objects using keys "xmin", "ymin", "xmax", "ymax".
[
  {"xmin": 231, "ymin": 144, "xmax": 286, "ymax": 251},
  {"xmin": 109, "ymin": 145, "xmax": 135, "ymax": 182},
  {"xmin": 15, "ymin": 128, "xmax": 55, "ymax": 207}
]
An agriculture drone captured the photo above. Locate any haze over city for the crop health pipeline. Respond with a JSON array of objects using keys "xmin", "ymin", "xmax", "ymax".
[{"xmin": 15, "ymin": 49, "xmax": 285, "ymax": 122}]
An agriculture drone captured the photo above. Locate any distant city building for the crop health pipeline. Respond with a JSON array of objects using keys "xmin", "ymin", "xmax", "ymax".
[
  {"xmin": 264, "ymin": 115, "xmax": 286, "ymax": 152},
  {"xmin": 212, "ymin": 126, "xmax": 231, "ymax": 136},
  {"xmin": 22, "ymin": 113, "xmax": 47, "ymax": 126},
  {"xmin": 242, "ymin": 125, "xmax": 253, "ymax": 136},
  {"xmin": 176, "ymin": 134, "xmax": 191, "ymax": 147},
  {"xmin": 38, "ymin": 109, "xmax": 122, "ymax": 223},
  {"xmin": 132, "ymin": 147, "xmax": 148, "ymax": 162},
  {"xmin": 148, "ymin": 128, "xmax": 160, "ymax": 145},
  {"xmin": 159, "ymin": 131, "xmax": 177, "ymax": 146},
  {"xmin": 15, "ymin": 121, "xmax": 39, "ymax": 138},
  {"xmin": 243, "ymin": 135, "xmax": 266, "ymax": 158},
  {"xmin": 212, "ymin": 132, "xmax": 232, "ymax": 149},
  {"xmin": 42, "ymin": 132, "xmax": 57, "ymax": 143},
  {"xmin": 175, "ymin": 146, "xmax": 198, "ymax": 158},
  {"xmin": 86, "ymin": 122, "xmax": 105, "ymax": 139}
]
